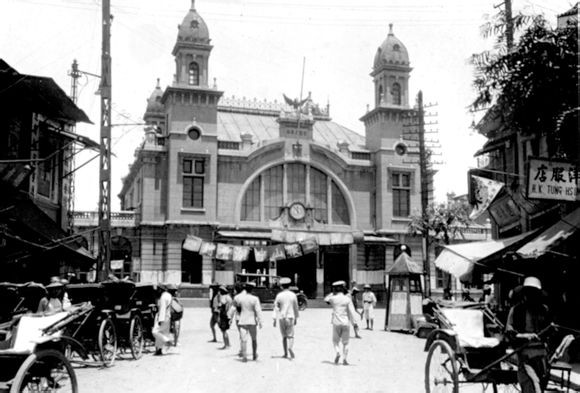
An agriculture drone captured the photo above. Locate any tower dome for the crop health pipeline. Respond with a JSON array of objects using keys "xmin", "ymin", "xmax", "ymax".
[
  {"xmin": 176, "ymin": 0, "xmax": 210, "ymax": 45},
  {"xmin": 143, "ymin": 79, "xmax": 165, "ymax": 123},
  {"xmin": 373, "ymin": 24, "xmax": 410, "ymax": 70}
]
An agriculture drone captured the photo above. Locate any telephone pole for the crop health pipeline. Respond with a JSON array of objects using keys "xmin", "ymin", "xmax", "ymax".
[
  {"xmin": 505, "ymin": 0, "xmax": 514, "ymax": 51},
  {"xmin": 67, "ymin": 60, "xmax": 82, "ymax": 234},
  {"xmin": 97, "ymin": 0, "xmax": 112, "ymax": 281},
  {"xmin": 417, "ymin": 91, "xmax": 431, "ymax": 296}
]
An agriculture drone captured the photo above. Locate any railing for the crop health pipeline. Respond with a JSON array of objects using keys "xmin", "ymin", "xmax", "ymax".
[
  {"xmin": 218, "ymin": 141, "xmax": 240, "ymax": 150},
  {"xmin": 73, "ymin": 211, "xmax": 136, "ymax": 227},
  {"xmin": 351, "ymin": 151, "xmax": 371, "ymax": 160}
]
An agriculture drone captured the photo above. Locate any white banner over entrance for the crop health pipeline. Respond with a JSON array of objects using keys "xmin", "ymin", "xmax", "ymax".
[{"xmin": 527, "ymin": 157, "xmax": 580, "ymax": 201}]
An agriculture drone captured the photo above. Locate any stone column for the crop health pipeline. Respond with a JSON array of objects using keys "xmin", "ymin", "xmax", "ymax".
[{"xmin": 316, "ymin": 249, "xmax": 324, "ymax": 298}]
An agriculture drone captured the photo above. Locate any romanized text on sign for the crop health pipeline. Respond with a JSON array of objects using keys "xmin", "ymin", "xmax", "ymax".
[{"xmin": 527, "ymin": 157, "xmax": 580, "ymax": 201}]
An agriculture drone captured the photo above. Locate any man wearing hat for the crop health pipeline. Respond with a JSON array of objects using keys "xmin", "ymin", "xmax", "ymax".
[
  {"xmin": 209, "ymin": 282, "xmax": 220, "ymax": 343},
  {"xmin": 233, "ymin": 282, "xmax": 263, "ymax": 362},
  {"xmin": 217, "ymin": 286, "xmax": 233, "ymax": 349},
  {"xmin": 37, "ymin": 282, "xmax": 64, "ymax": 315},
  {"xmin": 362, "ymin": 284, "xmax": 377, "ymax": 330},
  {"xmin": 152, "ymin": 283, "xmax": 173, "ymax": 356},
  {"xmin": 324, "ymin": 280, "xmax": 358, "ymax": 365},
  {"xmin": 505, "ymin": 276, "xmax": 551, "ymax": 393},
  {"xmin": 348, "ymin": 286, "xmax": 362, "ymax": 339},
  {"xmin": 272, "ymin": 277, "xmax": 299, "ymax": 359}
]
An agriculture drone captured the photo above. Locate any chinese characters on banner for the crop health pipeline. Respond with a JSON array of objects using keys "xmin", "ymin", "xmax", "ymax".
[
  {"xmin": 469, "ymin": 175, "xmax": 504, "ymax": 220},
  {"xmin": 527, "ymin": 158, "xmax": 580, "ymax": 201}
]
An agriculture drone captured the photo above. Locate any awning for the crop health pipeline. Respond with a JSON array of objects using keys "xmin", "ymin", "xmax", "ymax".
[
  {"xmin": 48, "ymin": 126, "xmax": 100, "ymax": 151},
  {"xmin": 517, "ymin": 207, "xmax": 580, "ymax": 259},
  {"xmin": 434, "ymin": 231, "xmax": 536, "ymax": 281},
  {"xmin": 363, "ymin": 235, "xmax": 399, "ymax": 244},
  {"xmin": 1, "ymin": 191, "xmax": 95, "ymax": 266},
  {"xmin": 216, "ymin": 230, "xmax": 272, "ymax": 240}
]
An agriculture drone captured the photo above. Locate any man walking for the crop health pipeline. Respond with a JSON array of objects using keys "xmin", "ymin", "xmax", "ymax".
[
  {"xmin": 233, "ymin": 282, "xmax": 262, "ymax": 362},
  {"xmin": 209, "ymin": 283, "xmax": 220, "ymax": 342},
  {"xmin": 325, "ymin": 280, "xmax": 358, "ymax": 365},
  {"xmin": 362, "ymin": 284, "xmax": 377, "ymax": 330},
  {"xmin": 348, "ymin": 286, "xmax": 362, "ymax": 338},
  {"xmin": 229, "ymin": 283, "xmax": 244, "ymax": 357},
  {"xmin": 272, "ymin": 277, "xmax": 299, "ymax": 359},
  {"xmin": 217, "ymin": 285, "xmax": 233, "ymax": 349},
  {"xmin": 152, "ymin": 283, "xmax": 173, "ymax": 356}
]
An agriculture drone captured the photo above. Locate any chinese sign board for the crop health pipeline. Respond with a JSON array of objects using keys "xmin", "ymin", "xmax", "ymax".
[{"xmin": 527, "ymin": 157, "xmax": 580, "ymax": 201}]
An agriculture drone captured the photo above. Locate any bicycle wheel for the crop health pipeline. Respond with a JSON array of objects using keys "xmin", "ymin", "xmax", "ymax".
[
  {"xmin": 425, "ymin": 339, "xmax": 459, "ymax": 393},
  {"xmin": 10, "ymin": 349, "xmax": 77, "ymax": 393},
  {"xmin": 98, "ymin": 318, "xmax": 117, "ymax": 367},
  {"xmin": 129, "ymin": 315, "xmax": 144, "ymax": 360}
]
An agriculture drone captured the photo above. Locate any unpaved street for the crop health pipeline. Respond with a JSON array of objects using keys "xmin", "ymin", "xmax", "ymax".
[{"xmin": 76, "ymin": 307, "xmax": 427, "ymax": 393}]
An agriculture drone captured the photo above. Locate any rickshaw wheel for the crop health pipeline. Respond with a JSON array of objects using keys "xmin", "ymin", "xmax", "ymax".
[
  {"xmin": 98, "ymin": 318, "xmax": 117, "ymax": 367},
  {"xmin": 425, "ymin": 339, "xmax": 459, "ymax": 393},
  {"xmin": 10, "ymin": 349, "xmax": 78, "ymax": 393},
  {"xmin": 129, "ymin": 315, "xmax": 144, "ymax": 360},
  {"xmin": 171, "ymin": 320, "xmax": 180, "ymax": 347},
  {"xmin": 298, "ymin": 297, "xmax": 307, "ymax": 311}
]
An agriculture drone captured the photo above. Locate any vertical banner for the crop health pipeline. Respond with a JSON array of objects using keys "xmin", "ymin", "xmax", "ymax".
[
  {"xmin": 469, "ymin": 175, "xmax": 504, "ymax": 219},
  {"xmin": 284, "ymin": 243, "xmax": 303, "ymax": 259},
  {"xmin": 232, "ymin": 246, "xmax": 251, "ymax": 262},
  {"xmin": 268, "ymin": 245, "xmax": 286, "ymax": 261}
]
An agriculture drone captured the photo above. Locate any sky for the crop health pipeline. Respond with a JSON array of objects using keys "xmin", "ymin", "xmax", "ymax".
[{"xmin": 1, "ymin": 0, "xmax": 572, "ymax": 211}]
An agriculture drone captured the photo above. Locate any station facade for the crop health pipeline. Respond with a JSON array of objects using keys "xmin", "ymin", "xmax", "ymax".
[{"xmin": 118, "ymin": 1, "xmax": 424, "ymax": 298}]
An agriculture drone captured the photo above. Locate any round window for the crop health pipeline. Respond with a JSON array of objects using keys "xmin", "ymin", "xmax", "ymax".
[
  {"xmin": 395, "ymin": 142, "xmax": 407, "ymax": 156},
  {"xmin": 187, "ymin": 127, "xmax": 201, "ymax": 140}
]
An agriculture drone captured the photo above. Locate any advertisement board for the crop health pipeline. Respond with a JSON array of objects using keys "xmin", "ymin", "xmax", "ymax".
[{"xmin": 527, "ymin": 157, "xmax": 580, "ymax": 201}]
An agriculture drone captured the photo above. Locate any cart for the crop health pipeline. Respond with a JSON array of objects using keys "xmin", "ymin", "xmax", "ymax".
[
  {"xmin": 133, "ymin": 283, "xmax": 158, "ymax": 351},
  {"xmin": 0, "ymin": 282, "xmax": 48, "ymax": 324},
  {"xmin": 100, "ymin": 281, "xmax": 144, "ymax": 360},
  {"xmin": 0, "ymin": 303, "xmax": 91, "ymax": 392},
  {"xmin": 423, "ymin": 306, "xmax": 570, "ymax": 392},
  {"xmin": 64, "ymin": 283, "xmax": 118, "ymax": 366}
]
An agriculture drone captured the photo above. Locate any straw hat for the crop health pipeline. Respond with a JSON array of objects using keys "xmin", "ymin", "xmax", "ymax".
[{"xmin": 523, "ymin": 276, "xmax": 542, "ymax": 290}]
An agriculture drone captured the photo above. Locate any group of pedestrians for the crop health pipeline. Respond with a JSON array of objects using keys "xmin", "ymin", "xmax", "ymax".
[{"xmin": 207, "ymin": 278, "xmax": 377, "ymax": 365}]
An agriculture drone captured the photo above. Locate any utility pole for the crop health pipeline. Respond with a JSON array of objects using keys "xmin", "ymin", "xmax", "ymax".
[
  {"xmin": 505, "ymin": 0, "xmax": 514, "ymax": 51},
  {"xmin": 417, "ymin": 91, "xmax": 431, "ymax": 296},
  {"xmin": 97, "ymin": 0, "xmax": 112, "ymax": 281},
  {"xmin": 67, "ymin": 60, "xmax": 82, "ymax": 234}
]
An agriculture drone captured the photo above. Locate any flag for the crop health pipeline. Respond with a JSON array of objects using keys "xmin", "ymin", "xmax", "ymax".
[
  {"xmin": 284, "ymin": 243, "xmax": 302, "ymax": 258},
  {"xmin": 199, "ymin": 241, "xmax": 216, "ymax": 257},
  {"xmin": 253, "ymin": 247, "xmax": 268, "ymax": 263},
  {"xmin": 469, "ymin": 175, "xmax": 504, "ymax": 220},
  {"xmin": 232, "ymin": 246, "xmax": 251, "ymax": 262},
  {"xmin": 183, "ymin": 235, "xmax": 202, "ymax": 252},
  {"xmin": 268, "ymin": 245, "xmax": 286, "ymax": 261},
  {"xmin": 300, "ymin": 237, "xmax": 318, "ymax": 255},
  {"xmin": 216, "ymin": 243, "xmax": 234, "ymax": 261}
]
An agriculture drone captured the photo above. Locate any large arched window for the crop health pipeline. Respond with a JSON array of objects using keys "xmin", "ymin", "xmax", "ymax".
[
  {"xmin": 240, "ymin": 163, "xmax": 350, "ymax": 225},
  {"xmin": 188, "ymin": 62, "xmax": 199, "ymax": 85},
  {"xmin": 391, "ymin": 82, "xmax": 401, "ymax": 105}
]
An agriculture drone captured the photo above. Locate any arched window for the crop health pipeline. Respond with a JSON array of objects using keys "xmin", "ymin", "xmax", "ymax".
[
  {"xmin": 392, "ymin": 82, "xmax": 401, "ymax": 105},
  {"xmin": 378, "ymin": 85, "xmax": 384, "ymax": 105},
  {"xmin": 188, "ymin": 62, "xmax": 199, "ymax": 85},
  {"xmin": 240, "ymin": 163, "xmax": 349, "ymax": 225}
]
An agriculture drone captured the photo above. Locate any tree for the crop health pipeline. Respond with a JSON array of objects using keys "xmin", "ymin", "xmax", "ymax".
[
  {"xmin": 408, "ymin": 198, "xmax": 472, "ymax": 246},
  {"xmin": 471, "ymin": 16, "xmax": 579, "ymax": 157}
]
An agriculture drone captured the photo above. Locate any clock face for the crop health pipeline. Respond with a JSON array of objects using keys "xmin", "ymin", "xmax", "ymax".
[{"xmin": 289, "ymin": 202, "xmax": 306, "ymax": 220}]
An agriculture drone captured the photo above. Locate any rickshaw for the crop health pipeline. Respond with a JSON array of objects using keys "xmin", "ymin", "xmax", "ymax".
[
  {"xmin": 234, "ymin": 273, "xmax": 308, "ymax": 310},
  {"xmin": 100, "ymin": 281, "xmax": 145, "ymax": 360},
  {"xmin": 423, "ymin": 305, "xmax": 570, "ymax": 392},
  {"xmin": 0, "ymin": 302, "xmax": 92, "ymax": 392},
  {"xmin": 64, "ymin": 283, "xmax": 117, "ymax": 366},
  {"xmin": 132, "ymin": 283, "xmax": 158, "ymax": 351},
  {"xmin": 0, "ymin": 282, "xmax": 48, "ymax": 323}
]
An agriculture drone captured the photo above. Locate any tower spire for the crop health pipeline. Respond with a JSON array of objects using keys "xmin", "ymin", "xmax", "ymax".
[
  {"xmin": 190, "ymin": 0, "xmax": 195, "ymax": 10},
  {"xmin": 388, "ymin": 23, "xmax": 394, "ymax": 35}
]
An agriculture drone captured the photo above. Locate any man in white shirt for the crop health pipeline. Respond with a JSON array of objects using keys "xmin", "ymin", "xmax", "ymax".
[
  {"xmin": 152, "ymin": 284, "xmax": 173, "ymax": 356},
  {"xmin": 324, "ymin": 280, "xmax": 358, "ymax": 365},
  {"xmin": 362, "ymin": 284, "xmax": 377, "ymax": 330},
  {"xmin": 233, "ymin": 282, "xmax": 262, "ymax": 362},
  {"xmin": 272, "ymin": 277, "xmax": 299, "ymax": 359}
]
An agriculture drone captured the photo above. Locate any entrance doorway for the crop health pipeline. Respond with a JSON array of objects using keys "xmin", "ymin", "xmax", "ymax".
[
  {"xmin": 182, "ymin": 249, "xmax": 202, "ymax": 283},
  {"xmin": 322, "ymin": 245, "xmax": 350, "ymax": 294},
  {"xmin": 277, "ymin": 253, "xmax": 317, "ymax": 298}
]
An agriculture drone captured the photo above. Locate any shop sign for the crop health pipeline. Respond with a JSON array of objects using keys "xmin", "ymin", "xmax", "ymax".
[{"xmin": 527, "ymin": 157, "xmax": 580, "ymax": 201}]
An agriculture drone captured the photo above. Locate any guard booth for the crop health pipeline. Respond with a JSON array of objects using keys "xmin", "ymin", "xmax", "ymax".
[{"xmin": 385, "ymin": 252, "xmax": 424, "ymax": 331}]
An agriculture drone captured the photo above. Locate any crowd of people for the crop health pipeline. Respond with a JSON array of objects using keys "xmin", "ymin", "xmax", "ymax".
[{"xmin": 206, "ymin": 278, "xmax": 377, "ymax": 365}]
